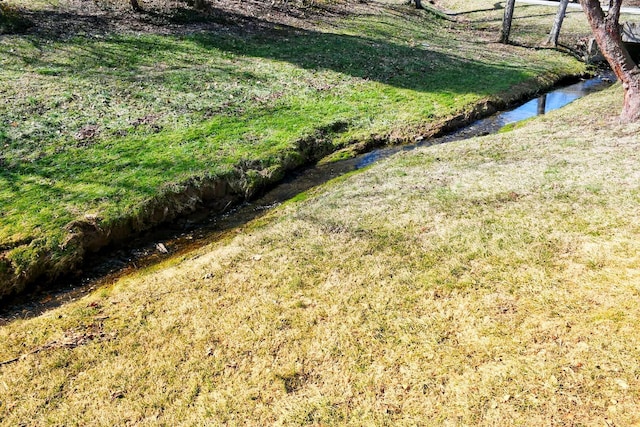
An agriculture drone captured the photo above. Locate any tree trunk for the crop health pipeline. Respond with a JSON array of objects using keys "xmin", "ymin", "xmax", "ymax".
[
  {"xmin": 580, "ymin": 0, "xmax": 640, "ymax": 122},
  {"xmin": 415, "ymin": 0, "xmax": 424, "ymax": 9},
  {"xmin": 499, "ymin": 0, "xmax": 516, "ymax": 44},
  {"xmin": 547, "ymin": 0, "xmax": 569, "ymax": 47},
  {"xmin": 130, "ymin": 0, "xmax": 142, "ymax": 12}
]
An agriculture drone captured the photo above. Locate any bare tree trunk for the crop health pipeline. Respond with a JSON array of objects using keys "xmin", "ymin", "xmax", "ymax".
[
  {"xmin": 415, "ymin": 0, "xmax": 424, "ymax": 9},
  {"xmin": 499, "ymin": 0, "xmax": 516, "ymax": 44},
  {"xmin": 580, "ymin": 0, "xmax": 640, "ymax": 122},
  {"xmin": 547, "ymin": 0, "xmax": 569, "ymax": 47},
  {"xmin": 130, "ymin": 0, "xmax": 142, "ymax": 12}
]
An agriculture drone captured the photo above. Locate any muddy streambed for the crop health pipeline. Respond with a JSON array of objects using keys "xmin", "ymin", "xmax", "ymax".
[{"xmin": 0, "ymin": 73, "xmax": 615, "ymax": 323}]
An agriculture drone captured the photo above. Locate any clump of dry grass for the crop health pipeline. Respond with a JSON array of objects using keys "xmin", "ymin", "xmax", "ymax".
[{"xmin": 2, "ymin": 85, "xmax": 640, "ymax": 425}]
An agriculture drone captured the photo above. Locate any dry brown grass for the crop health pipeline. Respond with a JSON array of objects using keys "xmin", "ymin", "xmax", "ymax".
[{"xmin": 2, "ymin": 83, "xmax": 640, "ymax": 425}]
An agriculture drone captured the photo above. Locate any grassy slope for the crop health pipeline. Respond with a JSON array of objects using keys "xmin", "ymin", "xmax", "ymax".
[
  {"xmin": 1, "ymin": 83, "xmax": 640, "ymax": 425},
  {"xmin": 0, "ymin": 0, "xmax": 586, "ymax": 293}
]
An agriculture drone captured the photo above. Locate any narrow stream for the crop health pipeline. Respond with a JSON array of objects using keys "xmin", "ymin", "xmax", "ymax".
[
  {"xmin": 355, "ymin": 72, "xmax": 615, "ymax": 168},
  {"xmin": 0, "ymin": 72, "xmax": 615, "ymax": 323}
]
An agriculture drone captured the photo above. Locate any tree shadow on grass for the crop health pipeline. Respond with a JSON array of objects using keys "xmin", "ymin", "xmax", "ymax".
[
  {"xmin": 0, "ymin": 0, "xmax": 347, "ymax": 37},
  {"xmin": 0, "ymin": 8, "xmax": 537, "ymax": 95},
  {"xmin": 0, "ymin": 0, "xmax": 545, "ymax": 95},
  {"xmin": 188, "ymin": 26, "xmax": 536, "ymax": 96}
]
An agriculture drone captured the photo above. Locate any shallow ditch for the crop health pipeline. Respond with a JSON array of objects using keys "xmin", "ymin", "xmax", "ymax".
[{"xmin": 0, "ymin": 71, "xmax": 615, "ymax": 323}]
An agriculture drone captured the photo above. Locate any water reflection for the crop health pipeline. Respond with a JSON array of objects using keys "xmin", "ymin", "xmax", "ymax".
[
  {"xmin": 537, "ymin": 94, "xmax": 547, "ymax": 115},
  {"xmin": 489, "ymin": 73, "xmax": 614, "ymax": 126}
]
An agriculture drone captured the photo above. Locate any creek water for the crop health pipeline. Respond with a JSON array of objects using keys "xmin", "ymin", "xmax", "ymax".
[
  {"xmin": 355, "ymin": 72, "xmax": 615, "ymax": 168},
  {"xmin": 0, "ymin": 72, "xmax": 615, "ymax": 322}
]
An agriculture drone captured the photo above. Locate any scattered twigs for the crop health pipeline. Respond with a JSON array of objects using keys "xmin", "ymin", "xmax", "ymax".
[{"xmin": 0, "ymin": 320, "xmax": 114, "ymax": 367}]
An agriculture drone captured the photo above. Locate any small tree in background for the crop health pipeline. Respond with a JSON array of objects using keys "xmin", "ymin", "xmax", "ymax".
[
  {"xmin": 499, "ymin": 0, "xmax": 516, "ymax": 43},
  {"xmin": 547, "ymin": 0, "xmax": 569, "ymax": 47}
]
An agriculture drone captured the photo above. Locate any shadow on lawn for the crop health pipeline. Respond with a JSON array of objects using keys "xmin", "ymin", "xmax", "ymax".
[
  {"xmin": 0, "ymin": 1, "xmax": 537, "ymax": 95},
  {"xmin": 0, "ymin": 17, "xmax": 539, "ymax": 183},
  {"xmin": 1, "ymin": 21, "xmax": 534, "ymax": 97},
  {"xmin": 187, "ymin": 29, "xmax": 534, "ymax": 95}
]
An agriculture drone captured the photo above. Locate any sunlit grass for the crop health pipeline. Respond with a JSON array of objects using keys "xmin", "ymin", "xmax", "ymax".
[{"xmin": 2, "ymin": 83, "xmax": 640, "ymax": 425}]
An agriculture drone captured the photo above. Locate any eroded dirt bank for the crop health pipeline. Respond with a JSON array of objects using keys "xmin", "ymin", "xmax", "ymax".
[{"xmin": 0, "ymin": 71, "xmax": 587, "ymax": 302}]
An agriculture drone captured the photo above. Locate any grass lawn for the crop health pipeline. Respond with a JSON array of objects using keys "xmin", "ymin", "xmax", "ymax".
[
  {"xmin": 1, "ymin": 79, "xmax": 639, "ymax": 425},
  {"xmin": 0, "ymin": 0, "xmax": 588, "ymax": 295}
]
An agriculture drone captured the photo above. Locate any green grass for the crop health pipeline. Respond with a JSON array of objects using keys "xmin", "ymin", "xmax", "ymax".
[{"xmin": 0, "ymin": 0, "xmax": 587, "ymax": 292}]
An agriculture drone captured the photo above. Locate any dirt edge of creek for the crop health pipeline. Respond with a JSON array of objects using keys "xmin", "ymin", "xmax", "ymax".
[{"xmin": 0, "ymin": 71, "xmax": 590, "ymax": 302}]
